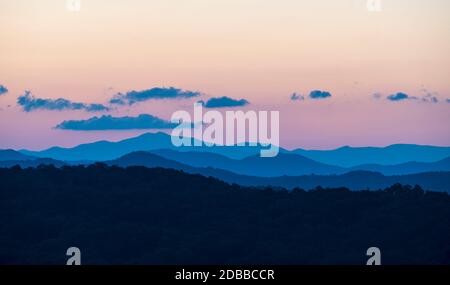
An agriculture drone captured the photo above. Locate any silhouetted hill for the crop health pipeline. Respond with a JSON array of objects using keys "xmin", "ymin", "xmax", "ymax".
[
  {"xmin": 0, "ymin": 165, "xmax": 449, "ymax": 265},
  {"xmin": 242, "ymin": 171, "xmax": 450, "ymax": 193},
  {"xmin": 0, "ymin": 158, "xmax": 66, "ymax": 168}
]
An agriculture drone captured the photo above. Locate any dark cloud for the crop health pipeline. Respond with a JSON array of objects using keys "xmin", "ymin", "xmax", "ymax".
[
  {"xmin": 309, "ymin": 90, "xmax": 332, "ymax": 99},
  {"xmin": 446, "ymin": 99, "xmax": 450, "ymax": 103},
  {"xmin": 202, "ymin": 96, "xmax": 249, "ymax": 108},
  {"xmin": 290, "ymin": 93, "xmax": 305, "ymax": 101},
  {"xmin": 386, "ymin": 92, "xmax": 416, "ymax": 102},
  {"xmin": 55, "ymin": 114, "xmax": 177, "ymax": 130},
  {"xmin": 0, "ymin": 85, "xmax": 8, "ymax": 95},
  {"xmin": 110, "ymin": 87, "xmax": 201, "ymax": 105},
  {"xmin": 17, "ymin": 91, "xmax": 109, "ymax": 112}
]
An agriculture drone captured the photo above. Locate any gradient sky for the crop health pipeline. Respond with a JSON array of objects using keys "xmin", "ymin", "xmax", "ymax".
[{"xmin": 0, "ymin": 0, "xmax": 449, "ymax": 150}]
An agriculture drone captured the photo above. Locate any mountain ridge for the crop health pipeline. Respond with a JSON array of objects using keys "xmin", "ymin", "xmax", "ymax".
[
  {"xmin": 2, "ymin": 150, "xmax": 449, "ymax": 193},
  {"xmin": 5, "ymin": 144, "xmax": 450, "ymax": 176},
  {"xmin": 17, "ymin": 132, "xmax": 450, "ymax": 167}
]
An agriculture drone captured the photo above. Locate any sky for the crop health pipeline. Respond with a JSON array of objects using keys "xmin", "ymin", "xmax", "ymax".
[{"xmin": 0, "ymin": 0, "xmax": 450, "ymax": 150}]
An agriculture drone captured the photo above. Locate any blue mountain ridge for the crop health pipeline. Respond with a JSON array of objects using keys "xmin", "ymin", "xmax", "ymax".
[
  {"xmin": 294, "ymin": 144, "xmax": 450, "ymax": 167},
  {"xmin": 19, "ymin": 132, "xmax": 269, "ymax": 161},
  {"xmin": 1, "ymin": 150, "xmax": 449, "ymax": 193},
  {"xmin": 0, "ymin": 149, "xmax": 36, "ymax": 161},
  {"xmin": 17, "ymin": 132, "xmax": 450, "ymax": 167},
  {"xmin": 104, "ymin": 152, "xmax": 450, "ymax": 193},
  {"xmin": 147, "ymin": 149, "xmax": 450, "ymax": 176}
]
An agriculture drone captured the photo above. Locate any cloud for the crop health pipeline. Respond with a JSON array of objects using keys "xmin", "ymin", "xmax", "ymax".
[
  {"xmin": 386, "ymin": 92, "xmax": 417, "ymax": 102},
  {"xmin": 55, "ymin": 114, "xmax": 178, "ymax": 130},
  {"xmin": 110, "ymin": 87, "xmax": 201, "ymax": 105},
  {"xmin": 421, "ymin": 94, "xmax": 439, "ymax": 103},
  {"xmin": 309, "ymin": 90, "xmax": 332, "ymax": 99},
  {"xmin": 202, "ymin": 96, "xmax": 250, "ymax": 108},
  {"xmin": 379, "ymin": 90, "xmax": 441, "ymax": 103},
  {"xmin": 418, "ymin": 88, "xmax": 439, "ymax": 103},
  {"xmin": 290, "ymin": 90, "xmax": 331, "ymax": 102},
  {"xmin": 109, "ymin": 97, "xmax": 126, "ymax": 105},
  {"xmin": 372, "ymin": 93, "xmax": 383, "ymax": 99},
  {"xmin": 17, "ymin": 91, "xmax": 110, "ymax": 112},
  {"xmin": 290, "ymin": 93, "xmax": 305, "ymax": 101},
  {"xmin": 446, "ymin": 99, "xmax": 450, "ymax": 103},
  {"xmin": 0, "ymin": 85, "xmax": 8, "ymax": 95}
]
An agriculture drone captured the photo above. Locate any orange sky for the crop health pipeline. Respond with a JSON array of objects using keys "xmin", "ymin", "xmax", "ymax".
[{"xmin": 0, "ymin": 0, "xmax": 449, "ymax": 150}]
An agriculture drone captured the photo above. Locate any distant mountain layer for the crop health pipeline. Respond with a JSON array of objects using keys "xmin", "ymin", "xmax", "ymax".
[
  {"xmin": 106, "ymin": 153, "xmax": 450, "ymax": 193},
  {"xmin": 4, "ymin": 146, "xmax": 450, "ymax": 177},
  {"xmin": 149, "ymin": 149, "xmax": 450, "ymax": 176},
  {"xmin": 17, "ymin": 132, "xmax": 450, "ymax": 167},
  {"xmin": 19, "ymin": 132, "xmax": 266, "ymax": 161},
  {"xmin": 294, "ymin": 144, "xmax": 450, "ymax": 167},
  {"xmin": 350, "ymin": 157, "xmax": 450, "ymax": 175},
  {"xmin": 0, "ymin": 149, "xmax": 35, "ymax": 161},
  {"xmin": 5, "ymin": 151, "xmax": 446, "ymax": 192},
  {"xmin": 0, "ymin": 158, "xmax": 66, "ymax": 168},
  {"xmin": 148, "ymin": 149, "xmax": 344, "ymax": 176}
]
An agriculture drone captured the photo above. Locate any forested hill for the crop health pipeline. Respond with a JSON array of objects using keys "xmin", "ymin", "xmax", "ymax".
[{"xmin": 1, "ymin": 165, "xmax": 449, "ymax": 265}]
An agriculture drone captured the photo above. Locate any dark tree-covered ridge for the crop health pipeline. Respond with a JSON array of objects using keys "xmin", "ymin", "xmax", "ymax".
[{"xmin": 0, "ymin": 164, "xmax": 449, "ymax": 265}]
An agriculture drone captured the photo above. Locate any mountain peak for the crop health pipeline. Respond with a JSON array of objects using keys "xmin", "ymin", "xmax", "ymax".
[{"xmin": 0, "ymin": 149, "xmax": 35, "ymax": 161}]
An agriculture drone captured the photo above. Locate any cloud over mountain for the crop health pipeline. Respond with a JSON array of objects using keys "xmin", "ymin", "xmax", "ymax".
[
  {"xmin": 55, "ymin": 114, "xmax": 177, "ymax": 130},
  {"xmin": 17, "ymin": 91, "xmax": 109, "ymax": 112}
]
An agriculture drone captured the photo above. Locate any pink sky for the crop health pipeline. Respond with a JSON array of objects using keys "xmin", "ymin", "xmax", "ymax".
[{"xmin": 0, "ymin": 0, "xmax": 449, "ymax": 150}]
